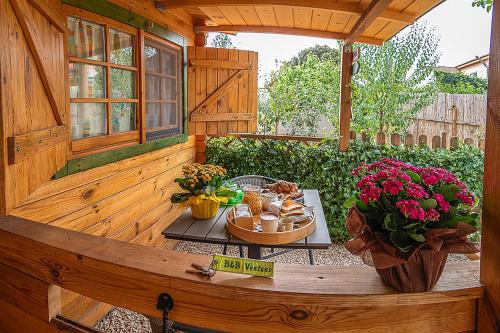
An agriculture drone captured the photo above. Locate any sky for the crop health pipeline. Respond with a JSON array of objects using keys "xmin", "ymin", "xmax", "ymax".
[{"xmin": 207, "ymin": 0, "xmax": 493, "ymax": 84}]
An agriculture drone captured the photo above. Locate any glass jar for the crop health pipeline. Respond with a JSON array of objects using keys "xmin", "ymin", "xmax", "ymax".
[{"xmin": 242, "ymin": 185, "xmax": 262, "ymax": 215}]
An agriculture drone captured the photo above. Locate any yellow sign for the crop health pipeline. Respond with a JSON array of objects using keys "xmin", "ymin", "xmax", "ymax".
[{"xmin": 212, "ymin": 255, "xmax": 274, "ymax": 278}]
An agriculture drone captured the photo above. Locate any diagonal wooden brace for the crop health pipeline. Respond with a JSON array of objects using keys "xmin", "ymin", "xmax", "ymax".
[{"xmin": 190, "ymin": 69, "xmax": 250, "ymax": 121}]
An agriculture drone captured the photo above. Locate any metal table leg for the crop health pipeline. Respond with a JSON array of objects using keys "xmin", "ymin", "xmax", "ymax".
[
  {"xmin": 308, "ymin": 249, "xmax": 315, "ymax": 265},
  {"xmin": 247, "ymin": 245, "xmax": 263, "ymax": 260}
]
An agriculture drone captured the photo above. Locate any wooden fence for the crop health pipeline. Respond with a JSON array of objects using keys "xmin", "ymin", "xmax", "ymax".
[
  {"xmin": 349, "ymin": 131, "xmax": 485, "ymax": 150},
  {"xmin": 408, "ymin": 93, "xmax": 486, "ymax": 146},
  {"xmin": 204, "ymin": 132, "xmax": 485, "ymax": 151}
]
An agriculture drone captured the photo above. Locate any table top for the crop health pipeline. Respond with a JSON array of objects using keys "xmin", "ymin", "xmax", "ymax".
[{"xmin": 162, "ymin": 189, "xmax": 332, "ymax": 249}]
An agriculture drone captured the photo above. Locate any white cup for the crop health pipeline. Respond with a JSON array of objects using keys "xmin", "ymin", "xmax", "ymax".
[
  {"xmin": 260, "ymin": 213, "xmax": 279, "ymax": 232},
  {"xmin": 262, "ymin": 192, "xmax": 280, "ymax": 211}
]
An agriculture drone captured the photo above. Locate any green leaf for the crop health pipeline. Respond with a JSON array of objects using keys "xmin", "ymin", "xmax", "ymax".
[
  {"xmin": 384, "ymin": 213, "xmax": 399, "ymax": 231},
  {"xmin": 448, "ymin": 206, "xmax": 457, "ymax": 219},
  {"xmin": 408, "ymin": 233, "xmax": 426, "ymax": 242},
  {"xmin": 343, "ymin": 195, "xmax": 358, "ymax": 209},
  {"xmin": 170, "ymin": 192, "xmax": 191, "ymax": 203},
  {"xmin": 439, "ymin": 184, "xmax": 460, "ymax": 201},
  {"xmin": 380, "ymin": 193, "xmax": 394, "ymax": 210},
  {"xmin": 447, "ymin": 215, "xmax": 473, "ymax": 228},
  {"xmin": 419, "ymin": 198, "xmax": 437, "ymax": 209},
  {"xmin": 406, "ymin": 171, "xmax": 421, "ymax": 183},
  {"xmin": 403, "ymin": 222, "xmax": 419, "ymax": 229},
  {"xmin": 215, "ymin": 189, "xmax": 237, "ymax": 198},
  {"xmin": 389, "ymin": 231, "xmax": 412, "ymax": 252},
  {"xmin": 355, "ymin": 200, "xmax": 370, "ymax": 212}
]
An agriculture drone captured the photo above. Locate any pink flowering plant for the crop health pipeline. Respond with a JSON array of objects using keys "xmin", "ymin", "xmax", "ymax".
[{"xmin": 345, "ymin": 158, "xmax": 480, "ymax": 252}]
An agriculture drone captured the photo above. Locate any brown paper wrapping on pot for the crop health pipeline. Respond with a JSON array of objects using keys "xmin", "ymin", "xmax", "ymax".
[{"xmin": 345, "ymin": 207, "xmax": 480, "ymax": 292}]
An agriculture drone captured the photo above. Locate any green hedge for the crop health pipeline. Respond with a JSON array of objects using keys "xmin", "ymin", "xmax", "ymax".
[{"xmin": 207, "ymin": 138, "xmax": 484, "ymax": 242}]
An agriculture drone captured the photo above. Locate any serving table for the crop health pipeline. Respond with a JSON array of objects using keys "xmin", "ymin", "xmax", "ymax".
[{"xmin": 162, "ymin": 189, "xmax": 332, "ymax": 264}]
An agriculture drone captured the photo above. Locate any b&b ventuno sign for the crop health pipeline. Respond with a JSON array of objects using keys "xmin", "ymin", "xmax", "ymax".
[{"xmin": 212, "ymin": 255, "xmax": 274, "ymax": 277}]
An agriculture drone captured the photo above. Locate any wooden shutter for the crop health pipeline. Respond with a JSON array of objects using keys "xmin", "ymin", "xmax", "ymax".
[
  {"xmin": 0, "ymin": 0, "xmax": 68, "ymax": 212},
  {"xmin": 187, "ymin": 47, "xmax": 258, "ymax": 135}
]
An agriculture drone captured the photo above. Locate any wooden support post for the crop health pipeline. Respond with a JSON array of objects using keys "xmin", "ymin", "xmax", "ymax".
[
  {"xmin": 195, "ymin": 135, "xmax": 207, "ymax": 163},
  {"xmin": 195, "ymin": 32, "xmax": 207, "ymax": 47},
  {"xmin": 0, "ymin": 262, "xmax": 61, "ymax": 332},
  {"xmin": 479, "ymin": 1, "xmax": 500, "ymax": 330},
  {"xmin": 339, "ymin": 46, "xmax": 353, "ymax": 151}
]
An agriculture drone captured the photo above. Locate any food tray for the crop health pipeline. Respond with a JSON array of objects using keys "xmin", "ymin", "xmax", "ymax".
[{"xmin": 226, "ymin": 209, "xmax": 316, "ymax": 245}]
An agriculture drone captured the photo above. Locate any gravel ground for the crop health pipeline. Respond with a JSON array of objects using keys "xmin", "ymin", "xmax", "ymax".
[
  {"xmin": 95, "ymin": 242, "xmax": 468, "ymax": 332},
  {"xmin": 95, "ymin": 308, "xmax": 152, "ymax": 333}
]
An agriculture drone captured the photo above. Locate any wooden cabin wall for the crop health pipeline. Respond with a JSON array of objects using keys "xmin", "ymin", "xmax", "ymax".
[
  {"xmin": 11, "ymin": 136, "xmax": 196, "ymax": 325},
  {"xmin": 0, "ymin": 0, "xmax": 198, "ymax": 325},
  {"xmin": 0, "ymin": 0, "xmax": 68, "ymax": 214}
]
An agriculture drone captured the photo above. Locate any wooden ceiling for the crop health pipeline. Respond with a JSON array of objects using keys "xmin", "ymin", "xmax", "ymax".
[{"xmin": 160, "ymin": 0, "xmax": 444, "ymax": 45}]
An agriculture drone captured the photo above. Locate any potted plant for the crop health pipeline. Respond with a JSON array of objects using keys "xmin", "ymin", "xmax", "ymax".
[
  {"xmin": 344, "ymin": 158, "xmax": 480, "ymax": 292},
  {"xmin": 171, "ymin": 163, "xmax": 236, "ymax": 220}
]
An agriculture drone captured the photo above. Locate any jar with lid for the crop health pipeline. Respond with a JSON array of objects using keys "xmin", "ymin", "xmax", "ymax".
[{"xmin": 242, "ymin": 185, "xmax": 262, "ymax": 215}]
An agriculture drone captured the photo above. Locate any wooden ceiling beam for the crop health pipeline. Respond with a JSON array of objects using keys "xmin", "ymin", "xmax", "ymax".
[
  {"xmin": 159, "ymin": 0, "xmax": 415, "ymax": 24},
  {"xmin": 194, "ymin": 25, "xmax": 384, "ymax": 45},
  {"xmin": 345, "ymin": 0, "xmax": 394, "ymax": 46}
]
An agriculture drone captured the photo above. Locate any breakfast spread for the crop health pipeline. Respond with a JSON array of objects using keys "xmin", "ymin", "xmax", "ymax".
[{"xmin": 226, "ymin": 180, "xmax": 316, "ymax": 245}]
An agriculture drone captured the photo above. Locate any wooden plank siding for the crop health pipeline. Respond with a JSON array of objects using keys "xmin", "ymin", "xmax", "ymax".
[
  {"xmin": 0, "ymin": 0, "xmax": 68, "ymax": 213},
  {"xmin": 0, "ymin": 0, "xmax": 198, "ymax": 323},
  {"xmin": 11, "ymin": 136, "xmax": 196, "ymax": 325}
]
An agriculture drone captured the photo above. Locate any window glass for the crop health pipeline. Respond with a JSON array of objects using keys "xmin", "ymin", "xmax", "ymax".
[
  {"xmin": 145, "ymin": 46, "xmax": 160, "ymax": 72},
  {"xmin": 160, "ymin": 78, "xmax": 176, "ymax": 101},
  {"xmin": 67, "ymin": 16, "xmax": 105, "ymax": 61},
  {"xmin": 69, "ymin": 63, "xmax": 106, "ymax": 98},
  {"xmin": 67, "ymin": 14, "xmax": 139, "ymax": 151},
  {"xmin": 146, "ymin": 103, "xmax": 161, "ymax": 130},
  {"xmin": 111, "ymin": 68, "xmax": 136, "ymax": 99},
  {"xmin": 110, "ymin": 28, "xmax": 135, "ymax": 66},
  {"xmin": 161, "ymin": 50, "xmax": 176, "ymax": 76},
  {"xmin": 112, "ymin": 103, "xmax": 136, "ymax": 132},
  {"xmin": 146, "ymin": 76, "xmax": 160, "ymax": 100},
  {"xmin": 144, "ymin": 38, "xmax": 182, "ymax": 140},
  {"xmin": 70, "ymin": 103, "xmax": 107, "ymax": 139},
  {"xmin": 162, "ymin": 103, "xmax": 177, "ymax": 126}
]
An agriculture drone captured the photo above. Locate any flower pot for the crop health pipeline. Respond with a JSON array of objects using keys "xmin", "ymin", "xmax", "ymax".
[
  {"xmin": 190, "ymin": 199, "xmax": 220, "ymax": 220},
  {"xmin": 345, "ymin": 207, "xmax": 479, "ymax": 293},
  {"xmin": 375, "ymin": 247, "xmax": 448, "ymax": 292}
]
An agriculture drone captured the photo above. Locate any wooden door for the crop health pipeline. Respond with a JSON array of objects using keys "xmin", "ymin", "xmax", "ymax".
[
  {"xmin": 0, "ymin": 0, "xmax": 68, "ymax": 213},
  {"xmin": 187, "ymin": 47, "xmax": 258, "ymax": 135}
]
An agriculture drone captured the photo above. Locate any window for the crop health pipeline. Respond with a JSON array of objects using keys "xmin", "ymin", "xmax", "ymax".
[
  {"xmin": 144, "ymin": 36, "xmax": 183, "ymax": 141},
  {"xmin": 67, "ymin": 15, "xmax": 139, "ymax": 154},
  {"xmin": 66, "ymin": 10, "xmax": 184, "ymax": 157}
]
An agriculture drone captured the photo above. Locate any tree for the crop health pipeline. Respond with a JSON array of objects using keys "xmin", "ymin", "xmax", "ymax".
[
  {"xmin": 351, "ymin": 23, "xmax": 440, "ymax": 136},
  {"xmin": 435, "ymin": 71, "xmax": 488, "ymax": 94},
  {"xmin": 259, "ymin": 54, "xmax": 340, "ymax": 135},
  {"xmin": 472, "ymin": 0, "xmax": 493, "ymax": 12},
  {"xmin": 211, "ymin": 33, "xmax": 234, "ymax": 48},
  {"xmin": 285, "ymin": 44, "xmax": 341, "ymax": 67}
]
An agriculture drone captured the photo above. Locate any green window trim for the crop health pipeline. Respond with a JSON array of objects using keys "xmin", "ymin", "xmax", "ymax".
[
  {"xmin": 57, "ymin": 0, "xmax": 190, "ymax": 178},
  {"xmin": 55, "ymin": 134, "xmax": 188, "ymax": 178}
]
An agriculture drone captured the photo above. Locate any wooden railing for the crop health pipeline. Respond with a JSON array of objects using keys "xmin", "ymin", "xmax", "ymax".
[{"xmin": 0, "ymin": 215, "xmax": 484, "ymax": 332}]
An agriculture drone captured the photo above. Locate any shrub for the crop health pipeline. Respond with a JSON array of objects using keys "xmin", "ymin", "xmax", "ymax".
[{"xmin": 207, "ymin": 138, "xmax": 484, "ymax": 242}]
